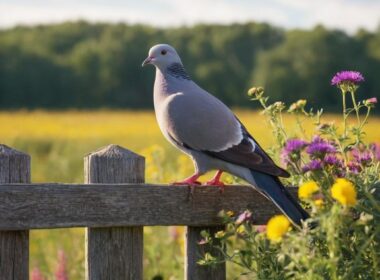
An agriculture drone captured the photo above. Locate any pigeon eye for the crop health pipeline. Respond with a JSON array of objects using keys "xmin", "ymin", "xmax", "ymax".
[{"xmin": 161, "ymin": 50, "xmax": 167, "ymax": 55}]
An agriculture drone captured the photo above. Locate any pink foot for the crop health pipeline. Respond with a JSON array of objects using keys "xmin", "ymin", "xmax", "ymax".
[
  {"xmin": 205, "ymin": 178, "xmax": 225, "ymax": 187},
  {"xmin": 204, "ymin": 170, "xmax": 224, "ymax": 186},
  {"xmin": 205, "ymin": 170, "xmax": 225, "ymax": 193},
  {"xmin": 173, "ymin": 173, "xmax": 201, "ymax": 186}
]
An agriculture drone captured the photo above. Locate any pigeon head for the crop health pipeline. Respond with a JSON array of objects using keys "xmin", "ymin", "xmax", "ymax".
[{"xmin": 142, "ymin": 44, "xmax": 182, "ymax": 69}]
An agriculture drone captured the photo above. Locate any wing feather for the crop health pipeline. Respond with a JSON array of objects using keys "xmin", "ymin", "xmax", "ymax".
[
  {"xmin": 204, "ymin": 124, "xmax": 290, "ymax": 177},
  {"xmin": 163, "ymin": 91, "xmax": 289, "ymax": 177}
]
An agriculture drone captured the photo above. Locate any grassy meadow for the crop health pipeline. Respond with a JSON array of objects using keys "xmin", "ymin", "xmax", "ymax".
[{"xmin": 0, "ymin": 110, "xmax": 379, "ymax": 279}]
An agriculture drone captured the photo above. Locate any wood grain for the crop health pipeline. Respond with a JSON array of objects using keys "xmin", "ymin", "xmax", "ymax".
[
  {"xmin": 0, "ymin": 183, "xmax": 296, "ymax": 229},
  {"xmin": 0, "ymin": 144, "xmax": 30, "ymax": 280},
  {"xmin": 85, "ymin": 145, "xmax": 145, "ymax": 280}
]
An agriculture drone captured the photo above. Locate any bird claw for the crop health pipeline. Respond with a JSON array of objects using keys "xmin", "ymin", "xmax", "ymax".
[
  {"xmin": 204, "ymin": 178, "xmax": 225, "ymax": 193},
  {"xmin": 171, "ymin": 174, "xmax": 202, "ymax": 202},
  {"xmin": 204, "ymin": 180, "xmax": 225, "ymax": 187},
  {"xmin": 203, "ymin": 170, "xmax": 225, "ymax": 193}
]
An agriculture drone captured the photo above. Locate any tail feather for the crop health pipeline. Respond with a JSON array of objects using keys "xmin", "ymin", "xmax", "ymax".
[{"xmin": 249, "ymin": 170, "xmax": 309, "ymax": 227}]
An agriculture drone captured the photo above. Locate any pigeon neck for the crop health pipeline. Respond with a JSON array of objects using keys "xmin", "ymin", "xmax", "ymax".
[
  {"xmin": 154, "ymin": 65, "xmax": 193, "ymax": 99},
  {"xmin": 164, "ymin": 63, "xmax": 191, "ymax": 81}
]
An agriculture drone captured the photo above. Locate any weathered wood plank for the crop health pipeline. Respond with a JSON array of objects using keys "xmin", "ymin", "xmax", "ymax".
[
  {"xmin": 185, "ymin": 226, "xmax": 226, "ymax": 280},
  {"xmin": 0, "ymin": 144, "xmax": 30, "ymax": 280},
  {"xmin": 0, "ymin": 183, "xmax": 297, "ymax": 229},
  {"xmin": 85, "ymin": 145, "xmax": 144, "ymax": 280}
]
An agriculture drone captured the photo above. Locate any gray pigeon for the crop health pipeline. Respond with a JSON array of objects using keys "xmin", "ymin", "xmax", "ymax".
[{"xmin": 142, "ymin": 44, "xmax": 309, "ymax": 227}]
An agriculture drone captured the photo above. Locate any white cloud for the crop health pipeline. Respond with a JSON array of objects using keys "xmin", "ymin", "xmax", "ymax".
[
  {"xmin": 154, "ymin": 0, "xmax": 290, "ymax": 26},
  {"xmin": 275, "ymin": 0, "xmax": 380, "ymax": 32},
  {"xmin": 0, "ymin": 0, "xmax": 379, "ymax": 33}
]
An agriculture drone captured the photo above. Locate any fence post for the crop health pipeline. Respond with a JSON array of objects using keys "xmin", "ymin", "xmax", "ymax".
[
  {"xmin": 0, "ymin": 145, "xmax": 30, "ymax": 280},
  {"xmin": 185, "ymin": 225, "xmax": 226, "ymax": 280},
  {"xmin": 84, "ymin": 144, "xmax": 145, "ymax": 280}
]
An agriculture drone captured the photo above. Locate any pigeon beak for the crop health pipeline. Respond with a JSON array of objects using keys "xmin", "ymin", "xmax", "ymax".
[{"xmin": 142, "ymin": 56, "xmax": 154, "ymax": 67}]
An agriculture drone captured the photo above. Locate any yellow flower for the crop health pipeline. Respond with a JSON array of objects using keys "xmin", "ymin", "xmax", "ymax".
[
  {"xmin": 266, "ymin": 215, "xmax": 291, "ymax": 242},
  {"xmin": 314, "ymin": 199, "xmax": 324, "ymax": 207},
  {"xmin": 236, "ymin": 225, "xmax": 245, "ymax": 234},
  {"xmin": 331, "ymin": 178, "xmax": 357, "ymax": 206},
  {"xmin": 215, "ymin": 230, "xmax": 226, "ymax": 238},
  {"xmin": 226, "ymin": 211, "xmax": 234, "ymax": 217},
  {"xmin": 298, "ymin": 181, "xmax": 319, "ymax": 200}
]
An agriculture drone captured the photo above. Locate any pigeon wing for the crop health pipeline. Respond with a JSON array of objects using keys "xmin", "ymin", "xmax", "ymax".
[{"xmin": 165, "ymin": 91, "xmax": 289, "ymax": 177}]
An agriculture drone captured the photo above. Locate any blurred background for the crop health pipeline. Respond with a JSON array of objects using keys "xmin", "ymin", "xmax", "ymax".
[
  {"xmin": 1, "ymin": 1, "xmax": 380, "ymax": 279},
  {"xmin": 1, "ymin": 0, "xmax": 380, "ymax": 111}
]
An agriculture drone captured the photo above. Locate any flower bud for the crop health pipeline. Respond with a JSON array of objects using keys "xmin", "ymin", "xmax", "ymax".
[
  {"xmin": 364, "ymin": 97, "xmax": 377, "ymax": 107},
  {"xmin": 316, "ymin": 123, "xmax": 332, "ymax": 132},
  {"xmin": 296, "ymin": 99, "xmax": 307, "ymax": 107},
  {"xmin": 248, "ymin": 87, "xmax": 264, "ymax": 98},
  {"xmin": 288, "ymin": 99, "xmax": 307, "ymax": 113},
  {"xmin": 273, "ymin": 101, "xmax": 285, "ymax": 111},
  {"xmin": 214, "ymin": 230, "xmax": 226, "ymax": 238}
]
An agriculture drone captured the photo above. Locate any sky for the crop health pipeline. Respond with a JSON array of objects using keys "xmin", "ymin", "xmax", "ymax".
[{"xmin": 0, "ymin": 0, "xmax": 379, "ymax": 33}]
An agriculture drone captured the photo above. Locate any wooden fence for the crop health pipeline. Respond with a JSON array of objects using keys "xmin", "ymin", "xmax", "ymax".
[{"xmin": 0, "ymin": 144, "xmax": 295, "ymax": 280}]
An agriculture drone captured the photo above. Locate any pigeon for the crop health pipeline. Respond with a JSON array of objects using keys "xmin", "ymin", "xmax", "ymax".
[{"xmin": 142, "ymin": 44, "xmax": 309, "ymax": 227}]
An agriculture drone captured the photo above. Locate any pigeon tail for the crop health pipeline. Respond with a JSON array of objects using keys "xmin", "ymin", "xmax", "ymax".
[{"xmin": 248, "ymin": 170, "xmax": 310, "ymax": 228}]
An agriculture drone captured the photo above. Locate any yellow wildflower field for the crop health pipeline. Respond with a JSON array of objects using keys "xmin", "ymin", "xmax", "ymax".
[
  {"xmin": 2, "ymin": 110, "xmax": 378, "ymax": 143},
  {"xmin": 1, "ymin": 110, "xmax": 378, "ymax": 182},
  {"xmin": 0, "ymin": 110, "xmax": 379, "ymax": 279}
]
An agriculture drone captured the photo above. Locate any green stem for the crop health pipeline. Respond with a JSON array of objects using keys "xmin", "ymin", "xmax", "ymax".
[
  {"xmin": 350, "ymin": 91, "xmax": 360, "ymax": 125},
  {"xmin": 296, "ymin": 115, "xmax": 307, "ymax": 139},
  {"xmin": 357, "ymin": 107, "xmax": 371, "ymax": 135},
  {"xmin": 345, "ymin": 230, "xmax": 378, "ymax": 279},
  {"xmin": 342, "ymin": 91, "xmax": 347, "ymax": 138},
  {"xmin": 322, "ymin": 169, "xmax": 334, "ymax": 186},
  {"xmin": 330, "ymin": 129, "xmax": 348, "ymax": 165},
  {"xmin": 259, "ymin": 97, "xmax": 267, "ymax": 109},
  {"xmin": 278, "ymin": 112, "xmax": 288, "ymax": 142},
  {"xmin": 353, "ymin": 106, "xmax": 371, "ymax": 145},
  {"xmin": 370, "ymin": 242, "xmax": 378, "ymax": 280}
]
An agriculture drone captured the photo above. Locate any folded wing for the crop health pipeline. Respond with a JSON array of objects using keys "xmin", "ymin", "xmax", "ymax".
[{"xmin": 165, "ymin": 91, "xmax": 289, "ymax": 178}]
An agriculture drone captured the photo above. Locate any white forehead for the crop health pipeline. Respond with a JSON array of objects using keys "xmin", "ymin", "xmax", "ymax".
[{"xmin": 148, "ymin": 44, "xmax": 177, "ymax": 56}]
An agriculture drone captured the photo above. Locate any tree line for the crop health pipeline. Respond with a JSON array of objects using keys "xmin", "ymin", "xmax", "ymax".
[{"xmin": 0, "ymin": 21, "xmax": 379, "ymax": 111}]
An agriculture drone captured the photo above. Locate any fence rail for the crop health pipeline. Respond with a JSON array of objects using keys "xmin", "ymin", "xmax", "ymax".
[
  {"xmin": 0, "ymin": 144, "xmax": 297, "ymax": 280},
  {"xmin": 0, "ymin": 183, "xmax": 290, "ymax": 230}
]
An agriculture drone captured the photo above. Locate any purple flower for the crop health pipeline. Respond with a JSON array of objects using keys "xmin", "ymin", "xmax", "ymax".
[
  {"xmin": 347, "ymin": 161, "xmax": 361, "ymax": 174},
  {"xmin": 352, "ymin": 148, "xmax": 373, "ymax": 166},
  {"xmin": 370, "ymin": 143, "xmax": 380, "ymax": 161},
  {"xmin": 331, "ymin": 71, "xmax": 364, "ymax": 86},
  {"xmin": 324, "ymin": 154, "xmax": 343, "ymax": 166},
  {"xmin": 284, "ymin": 139, "xmax": 308, "ymax": 152},
  {"xmin": 235, "ymin": 210, "xmax": 252, "ymax": 225},
  {"xmin": 324, "ymin": 154, "xmax": 345, "ymax": 176},
  {"xmin": 280, "ymin": 138, "xmax": 308, "ymax": 165},
  {"xmin": 306, "ymin": 136, "xmax": 336, "ymax": 158},
  {"xmin": 302, "ymin": 159, "xmax": 323, "ymax": 173}
]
